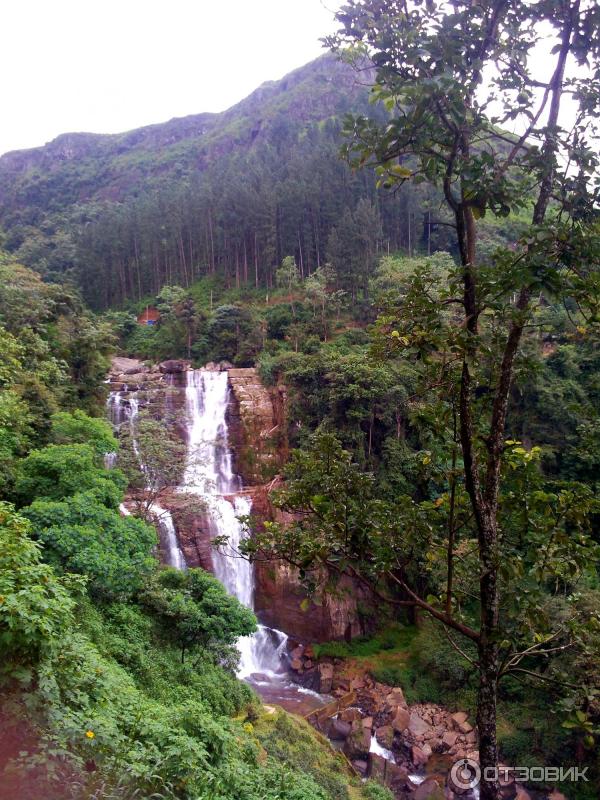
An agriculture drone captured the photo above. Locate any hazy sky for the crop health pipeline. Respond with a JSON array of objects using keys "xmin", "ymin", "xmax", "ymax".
[{"xmin": 1, "ymin": 0, "xmax": 342, "ymax": 156}]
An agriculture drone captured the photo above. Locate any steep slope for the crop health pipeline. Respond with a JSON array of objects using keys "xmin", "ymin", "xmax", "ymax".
[
  {"xmin": 0, "ymin": 55, "xmax": 427, "ymax": 309},
  {"xmin": 0, "ymin": 54, "xmax": 370, "ymax": 210}
]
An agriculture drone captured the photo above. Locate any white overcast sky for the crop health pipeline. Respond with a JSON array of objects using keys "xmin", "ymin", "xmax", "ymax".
[{"xmin": 1, "ymin": 0, "xmax": 343, "ymax": 156}]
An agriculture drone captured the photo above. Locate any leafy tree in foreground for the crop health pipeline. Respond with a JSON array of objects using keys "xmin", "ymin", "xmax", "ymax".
[
  {"xmin": 327, "ymin": 4, "xmax": 600, "ymax": 795},
  {"xmin": 140, "ymin": 567, "xmax": 257, "ymax": 667},
  {"xmin": 49, "ymin": 409, "xmax": 117, "ymax": 462},
  {"xmin": 255, "ymin": 2, "xmax": 600, "ymax": 797},
  {"xmin": 23, "ymin": 490, "xmax": 157, "ymax": 599}
]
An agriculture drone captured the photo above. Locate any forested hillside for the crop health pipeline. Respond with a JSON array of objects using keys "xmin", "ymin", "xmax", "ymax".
[{"xmin": 0, "ymin": 54, "xmax": 431, "ymax": 308}]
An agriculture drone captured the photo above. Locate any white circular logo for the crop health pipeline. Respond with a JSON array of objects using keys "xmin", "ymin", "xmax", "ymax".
[{"xmin": 450, "ymin": 758, "xmax": 481, "ymax": 790}]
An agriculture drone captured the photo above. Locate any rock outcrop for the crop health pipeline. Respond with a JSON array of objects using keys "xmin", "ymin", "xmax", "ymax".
[{"xmin": 226, "ymin": 368, "xmax": 288, "ymax": 484}]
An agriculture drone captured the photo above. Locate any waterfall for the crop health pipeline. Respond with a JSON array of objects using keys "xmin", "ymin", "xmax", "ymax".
[
  {"xmin": 180, "ymin": 369, "xmax": 290, "ymax": 680},
  {"xmin": 105, "ymin": 387, "xmax": 186, "ymax": 570}
]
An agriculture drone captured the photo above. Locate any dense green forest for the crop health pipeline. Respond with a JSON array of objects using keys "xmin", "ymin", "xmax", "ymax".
[{"xmin": 2, "ymin": 1, "xmax": 600, "ymax": 800}]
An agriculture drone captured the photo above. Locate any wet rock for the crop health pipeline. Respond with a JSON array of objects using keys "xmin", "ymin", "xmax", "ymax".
[
  {"xmin": 329, "ymin": 718, "xmax": 352, "ymax": 740},
  {"xmin": 318, "ymin": 662, "xmax": 334, "ymax": 693},
  {"xmin": 343, "ymin": 722, "xmax": 371, "ymax": 760},
  {"xmin": 367, "ymin": 752, "xmax": 387, "ymax": 782},
  {"xmin": 375, "ymin": 724, "xmax": 394, "ymax": 749},
  {"xmin": 290, "ymin": 658, "xmax": 303, "ymax": 671},
  {"xmin": 385, "ymin": 761, "xmax": 409, "ymax": 789},
  {"xmin": 363, "ymin": 716, "xmax": 373, "ymax": 730},
  {"xmin": 413, "ymin": 777, "xmax": 445, "ymax": 800}
]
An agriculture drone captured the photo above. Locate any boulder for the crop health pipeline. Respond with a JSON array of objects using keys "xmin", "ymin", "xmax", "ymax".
[
  {"xmin": 290, "ymin": 658, "xmax": 303, "ymax": 671},
  {"xmin": 375, "ymin": 725, "xmax": 394, "ymax": 750},
  {"xmin": 343, "ymin": 723, "xmax": 371, "ymax": 760},
  {"xmin": 451, "ymin": 711, "xmax": 469, "ymax": 726},
  {"xmin": 408, "ymin": 713, "xmax": 431, "ymax": 737},
  {"xmin": 385, "ymin": 762, "xmax": 409, "ymax": 789},
  {"xmin": 353, "ymin": 759, "xmax": 368, "ymax": 776},
  {"xmin": 339, "ymin": 708, "xmax": 363, "ymax": 724},
  {"xmin": 442, "ymin": 731, "xmax": 458, "ymax": 749},
  {"xmin": 329, "ymin": 719, "xmax": 352, "ymax": 740},
  {"xmin": 318, "ymin": 662, "xmax": 334, "ymax": 694},
  {"xmin": 367, "ymin": 752, "xmax": 387, "ymax": 782},
  {"xmin": 458, "ymin": 720, "xmax": 474, "ymax": 734},
  {"xmin": 411, "ymin": 745, "xmax": 430, "ymax": 767},
  {"xmin": 413, "ymin": 777, "xmax": 445, "ymax": 800},
  {"xmin": 385, "ymin": 687, "xmax": 406, "ymax": 708},
  {"xmin": 159, "ymin": 359, "xmax": 187, "ymax": 374},
  {"xmin": 363, "ymin": 716, "xmax": 373, "ymax": 730},
  {"xmin": 392, "ymin": 706, "xmax": 411, "ymax": 733}
]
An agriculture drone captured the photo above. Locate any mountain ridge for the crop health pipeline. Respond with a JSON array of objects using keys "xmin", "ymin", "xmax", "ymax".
[{"xmin": 0, "ymin": 54, "xmax": 366, "ymax": 187}]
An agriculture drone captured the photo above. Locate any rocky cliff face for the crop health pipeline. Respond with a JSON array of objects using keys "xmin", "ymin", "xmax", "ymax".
[{"xmin": 226, "ymin": 368, "xmax": 288, "ymax": 484}]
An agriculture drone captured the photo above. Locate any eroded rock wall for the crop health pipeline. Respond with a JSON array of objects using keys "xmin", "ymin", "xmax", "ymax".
[{"xmin": 227, "ymin": 368, "xmax": 288, "ymax": 484}]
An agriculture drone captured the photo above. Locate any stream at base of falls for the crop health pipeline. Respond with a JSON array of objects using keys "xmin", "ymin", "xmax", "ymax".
[{"xmin": 107, "ymin": 369, "xmax": 325, "ymax": 715}]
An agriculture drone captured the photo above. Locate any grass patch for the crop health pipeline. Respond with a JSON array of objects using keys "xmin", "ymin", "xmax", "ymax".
[{"xmin": 313, "ymin": 623, "xmax": 417, "ymax": 659}]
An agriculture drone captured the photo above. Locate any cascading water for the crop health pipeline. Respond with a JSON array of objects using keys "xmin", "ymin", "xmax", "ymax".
[
  {"xmin": 107, "ymin": 368, "xmax": 324, "ymax": 710},
  {"xmin": 180, "ymin": 369, "xmax": 291, "ymax": 682},
  {"xmin": 106, "ymin": 388, "xmax": 186, "ymax": 570}
]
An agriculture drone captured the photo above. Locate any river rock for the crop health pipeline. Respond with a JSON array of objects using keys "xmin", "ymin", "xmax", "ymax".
[
  {"xmin": 392, "ymin": 706, "xmax": 411, "ymax": 733},
  {"xmin": 367, "ymin": 752, "xmax": 387, "ymax": 782},
  {"xmin": 343, "ymin": 723, "xmax": 371, "ymax": 760},
  {"xmin": 159, "ymin": 359, "xmax": 187, "ymax": 374},
  {"xmin": 375, "ymin": 724, "xmax": 394, "ymax": 749},
  {"xmin": 408, "ymin": 712, "xmax": 431, "ymax": 737},
  {"xmin": 318, "ymin": 662, "xmax": 334, "ymax": 693},
  {"xmin": 413, "ymin": 777, "xmax": 445, "ymax": 800},
  {"xmin": 442, "ymin": 730, "xmax": 458, "ymax": 748},
  {"xmin": 329, "ymin": 718, "xmax": 352, "ymax": 740}
]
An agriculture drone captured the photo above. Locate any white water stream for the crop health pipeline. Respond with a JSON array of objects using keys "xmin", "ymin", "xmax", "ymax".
[{"xmin": 180, "ymin": 369, "xmax": 292, "ymax": 681}]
